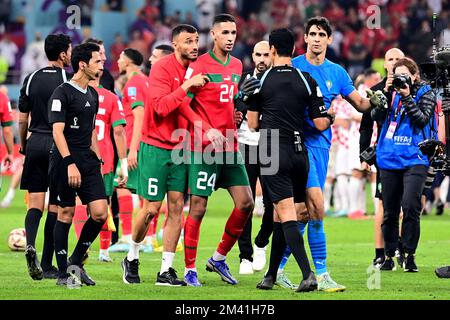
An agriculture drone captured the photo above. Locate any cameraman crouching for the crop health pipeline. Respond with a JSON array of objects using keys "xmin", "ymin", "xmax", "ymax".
[{"xmin": 372, "ymin": 57, "xmax": 437, "ymax": 272}]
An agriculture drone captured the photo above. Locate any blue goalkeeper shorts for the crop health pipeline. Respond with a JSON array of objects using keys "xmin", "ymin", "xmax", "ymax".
[{"xmin": 306, "ymin": 147, "xmax": 329, "ymax": 190}]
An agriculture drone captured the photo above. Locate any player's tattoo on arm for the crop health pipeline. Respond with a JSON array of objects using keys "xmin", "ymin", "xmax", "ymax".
[{"xmin": 18, "ymin": 112, "xmax": 29, "ymax": 152}]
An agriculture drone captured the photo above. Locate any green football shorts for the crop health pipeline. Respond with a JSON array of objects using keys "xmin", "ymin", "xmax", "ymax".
[
  {"xmin": 137, "ymin": 142, "xmax": 187, "ymax": 201},
  {"xmin": 188, "ymin": 151, "xmax": 249, "ymax": 197}
]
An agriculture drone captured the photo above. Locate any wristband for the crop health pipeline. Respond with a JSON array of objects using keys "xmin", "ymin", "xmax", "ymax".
[
  {"xmin": 62, "ymin": 155, "xmax": 75, "ymax": 166},
  {"xmin": 120, "ymin": 158, "xmax": 128, "ymax": 177},
  {"xmin": 326, "ymin": 114, "xmax": 335, "ymax": 125}
]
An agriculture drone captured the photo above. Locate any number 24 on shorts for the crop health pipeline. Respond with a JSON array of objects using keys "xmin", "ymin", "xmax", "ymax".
[{"xmin": 197, "ymin": 171, "xmax": 216, "ymax": 190}]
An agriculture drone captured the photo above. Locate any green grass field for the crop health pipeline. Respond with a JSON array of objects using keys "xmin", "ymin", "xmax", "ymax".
[{"xmin": 1, "ymin": 176, "xmax": 450, "ymax": 300}]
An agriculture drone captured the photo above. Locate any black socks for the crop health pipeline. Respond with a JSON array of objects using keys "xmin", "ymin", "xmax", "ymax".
[
  {"xmin": 24, "ymin": 208, "xmax": 43, "ymax": 247},
  {"xmin": 267, "ymin": 222, "xmax": 286, "ymax": 279},
  {"xmin": 54, "ymin": 220, "xmax": 71, "ymax": 276},
  {"xmin": 282, "ymin": 220, "xmax": 312, "ymax": 279},
  {"xmin": 69, "ymin": 217, "xmax": 104, "ymax": 266},
  {"xmin": 41, "ymin": 211, "xmax": 57, "ymax": 271}
]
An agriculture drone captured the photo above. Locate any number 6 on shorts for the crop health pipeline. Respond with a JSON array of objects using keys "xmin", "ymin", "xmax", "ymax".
[{"xmin": 148, "ymin": 178, "xmax": 158, "ymax": 196}]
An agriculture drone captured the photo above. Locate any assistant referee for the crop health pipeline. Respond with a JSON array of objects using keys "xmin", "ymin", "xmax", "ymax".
[
  {"xmin": 18, "ymin": 34, "xmax": 72, "ymax": 281},
  {"xmin": 247, "ymin": 28, "xmax": 332, "ymax": 292}
]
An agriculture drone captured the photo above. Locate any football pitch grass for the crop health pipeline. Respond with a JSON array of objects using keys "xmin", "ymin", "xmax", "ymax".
[{"xmin": 1, "ymin": 177, "xmax": 450, "ymax": 300}]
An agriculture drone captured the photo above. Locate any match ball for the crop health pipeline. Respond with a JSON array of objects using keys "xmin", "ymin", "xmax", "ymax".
[{"xmin": 7, "ymin": 228, "xmax": 26, "ymax": 251}]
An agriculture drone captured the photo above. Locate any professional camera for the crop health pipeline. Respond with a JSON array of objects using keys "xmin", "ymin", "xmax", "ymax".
[
  {"xmin": 392, "ymin": 74, "xmax": 411, "ymax": 90},
  {"xmin": 418, "ymin": 139, "xmax": 445, "ymax": 159},
  {"xmin": 419, "ymin": 46, "xmax": 450, "ymax": 176},
  {"xmin": 420, "ymin": 46, "xmax": 450, "ymax": 97}
]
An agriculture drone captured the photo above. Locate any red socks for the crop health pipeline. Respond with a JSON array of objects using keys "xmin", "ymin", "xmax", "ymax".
[
  {"xmin": 73, "ymin": 205, "xmax": 88, "ymax": 239},
  {"xmin": 118, "ymin": 195, "xmax": 133, "ymax": 237},
  {"xmin": 217, "ymin": 208, "xmax": 250, "ymax": 256},
  {"xmin": 99, "ymin": 221, "xmax": 111, "ymax": 250},
  {"xmin": 184, "ymin": 215, "xmax": 202, "ymax": 268}
]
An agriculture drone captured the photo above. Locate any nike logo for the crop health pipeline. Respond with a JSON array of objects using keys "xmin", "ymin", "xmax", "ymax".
[{"xmin": 174, "ymin": 77, "xmax": 180, "ymax": 82}]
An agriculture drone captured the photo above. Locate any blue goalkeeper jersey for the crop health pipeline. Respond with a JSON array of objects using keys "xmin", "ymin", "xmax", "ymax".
[{"xmin": 292, "ymin": 54, "xmax": 355, "ymax": 149}]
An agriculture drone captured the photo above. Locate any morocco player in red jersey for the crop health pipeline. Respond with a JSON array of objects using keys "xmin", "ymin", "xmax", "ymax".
[
  {"xmin": 0, "ymin": 89, "xmax": 14, "ymax": 169},
  {"xmin": 181, "ymin": 14, "xmax": 255, "ymax": 286},
  {"xmin": 109, "ymin": 49, "xmax": 148, "ymax": 252},
  {"xmin": 72, "ymin": 72, "xmax": 128, "ymax": 262},
  {"xmin": 121, "ymin": 24, "xmax": 215, "ymax": 286}
]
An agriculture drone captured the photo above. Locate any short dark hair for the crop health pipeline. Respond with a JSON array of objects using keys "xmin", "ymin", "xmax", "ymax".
[
  {"xmin": 71, "ymin": 43, "xmax": 100, "ymax": 73},
  {"xmin": 123, "ymin": 48, "xmax": 144, "ymax": 66},
  {"xmin": 305, "ymin": 16, "xmax": 332, "ymax": 37},
  {"xmin": 269, "ymin": 28, "xmax": 295, "ymax": 57},
  {"xmin": 83, "ymin": 37, "xmax": 104, "ymax": 45},
  {"xmin": 44, "ymin": 34, "xmax": 72, "ymax": 61},
  {"xmin": 155, "ymin": 44, "xmax": 174, "ymax": 55},
  {"xmin": 364, "ymin": 68, "xmax": 378, "ymax": 77},
  {"xmin": 172, "ymin": 24, "xmax": 197, "ymax": 39},
  {"xmin": 213, "ymin": 13, "xmax": 236, "ymax": 25}
]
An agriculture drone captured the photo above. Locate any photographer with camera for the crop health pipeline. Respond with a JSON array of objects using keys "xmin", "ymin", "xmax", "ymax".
[
  {"xmin": 372, "ymin": 57, "xmax": 437, "ymax": 272},
  {"xmin": 359, "ymin": 48, "xmax": 405, "ymax": 267}
]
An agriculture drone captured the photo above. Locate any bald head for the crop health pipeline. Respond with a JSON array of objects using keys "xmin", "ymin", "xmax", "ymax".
[
  {"xmin": 384, "ymin": 48, "xmax": 405, "ymax": 75},
  {"xmin": 252, "ymin": 41, "xmax": 271, "ymax": 73}
]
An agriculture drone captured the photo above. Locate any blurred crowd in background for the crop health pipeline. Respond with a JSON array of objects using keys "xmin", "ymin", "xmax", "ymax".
[{"xmin": 0, "ymin": 0, "xmax": 449, "ymax": 86}]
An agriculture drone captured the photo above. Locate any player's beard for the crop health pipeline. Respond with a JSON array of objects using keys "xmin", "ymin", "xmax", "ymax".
[
  {"xmin": 256, "ymin": 63, "xmax": 268, "ymax": 72},
  {"xmin": 182, "ymin": 51, "xmax": 198, "ymax": 62}
]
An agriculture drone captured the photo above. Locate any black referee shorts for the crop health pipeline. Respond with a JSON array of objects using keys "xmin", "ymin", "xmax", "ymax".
[
  {"xmin": 20, "ymin": 133, "xmax": 54, "ymax": 193},
  {"xmin": 260, "ymin": 144, "xmax": 309, "ymax": 204},
  {"xmin": 49, "ymin": 148, "xmax": 107, "ymax": 208}
]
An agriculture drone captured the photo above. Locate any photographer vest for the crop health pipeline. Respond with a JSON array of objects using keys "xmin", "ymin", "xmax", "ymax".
[{"xmin": 376, "ymin": 85, "xmax": 436, "ymax": 170}]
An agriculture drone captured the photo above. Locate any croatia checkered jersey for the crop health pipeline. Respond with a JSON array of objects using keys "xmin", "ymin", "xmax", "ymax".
[
  {"xmin": 0, "ymin": 91, "xmax": 13, "ymax": 127},
  {"xmin": 184, "ymin": 51, "xmax": 242, "ymax": 152},
  {"xmin": 94, "ymin": 86, "xmax": 126, "ymax": 175},
  {"xmin": 122, "ymin": 72, "xmax": 148, "ymax": 149}
]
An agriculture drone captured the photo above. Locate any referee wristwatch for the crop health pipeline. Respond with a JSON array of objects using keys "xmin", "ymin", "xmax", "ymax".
[{"xmin": 326, "ymin": 113, "xmax": 335, "ymax": 125}]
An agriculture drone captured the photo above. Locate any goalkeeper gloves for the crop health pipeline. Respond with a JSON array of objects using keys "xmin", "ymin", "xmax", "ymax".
[
  {"xmin": 366, "ymin": 89, "xmax": 388, "ymax": 109},
  {"xmin": 238, "ymin": 74, "xmax": 261, "ymax": 101}
]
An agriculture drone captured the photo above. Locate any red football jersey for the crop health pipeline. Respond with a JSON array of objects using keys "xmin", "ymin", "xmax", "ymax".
[
  {"xmin": 184, "ymin": 51, "xmax": 242, "ymax": 152},
  {"xmin": 122, "ymin": 72, "xmax": 148, "ymax": 149},
  {"xmin": 0, "ymin": 91, "xmax": 13, "ymax": 126},
  {"xmin": 0, "ymin": 91, "xmax": 13, "ymax": 159},
  {"xmin": 94, "ymin": 86, "xmax": 126, "ymax": 174},
  {"xmin": 142, "ymin": 54, "xmax": 189, "ymax": 150}
]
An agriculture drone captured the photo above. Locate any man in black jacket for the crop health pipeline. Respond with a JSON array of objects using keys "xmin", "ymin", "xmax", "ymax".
[
  {"xmin": 235, "ymin": 41, "xmax": 274, "ymax": 275},
  {"xmin": 359, "ymin": 48, "xmax": 404, "ymax": 267}
]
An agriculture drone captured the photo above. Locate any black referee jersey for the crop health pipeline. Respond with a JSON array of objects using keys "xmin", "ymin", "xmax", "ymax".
[
  {"xmin": 19, "ymin": 66, "xmax": 72, "ymax": 134},
  {"xmin": 249, "ymin": 65, "xmax": 326, "ymax": 142}
]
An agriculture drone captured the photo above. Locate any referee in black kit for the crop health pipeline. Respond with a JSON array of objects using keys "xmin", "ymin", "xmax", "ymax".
[
  {"xmin": 49, "ymin": 42, "xmax": 108, "ymax": 286},
  {"xmin": 247, "ymin": 28, "xmax": 332, "ymax": 292},
  {"xmin": 18, "ymin": 34, "xmax": 72, "ymax": 281}
]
